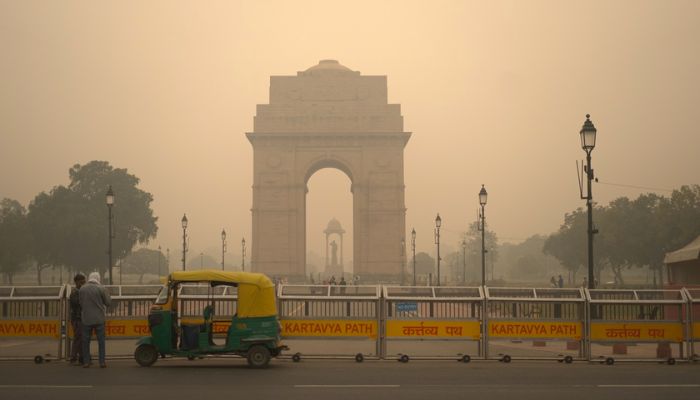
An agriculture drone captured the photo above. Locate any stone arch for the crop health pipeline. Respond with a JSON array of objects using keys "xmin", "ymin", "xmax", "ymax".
[
  {"xmin": 246, "ymin": 60, "xmax": 410, "ymax": 282},
  {"xmin": 303, "ymin": 156, "xmax": 355, "ymax": 188}
]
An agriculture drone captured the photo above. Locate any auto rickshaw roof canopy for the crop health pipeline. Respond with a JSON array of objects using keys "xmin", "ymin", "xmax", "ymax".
[{"xmin": 170, "ymin": 270, "xmax": 277, "ymax": 318}]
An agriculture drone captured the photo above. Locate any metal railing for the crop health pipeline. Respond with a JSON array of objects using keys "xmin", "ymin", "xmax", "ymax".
[
  {"xmin": 277, "ymin": 284, "xmax": 381, "ymax": 361},
  {"xmin": 586, "ymin": 289, "xmax": 688, "ymax": 364},
  {"xmin": 0, "ymin": 286, "xmax": 66, "ymax": 361},
  {"xmin": 682, "ymin": 288, "xmax": 700, "ymax": 360},
  {"xmin": 485, "ymin": 287, "xmax": 586, "ymax": 362},
  {"xmin": 2, "ymin": 284, "xmax": 699, "ymax": 364},
  {"xmin": 383, "ymin": 286, "xmax": 483, "ymax": 361}
]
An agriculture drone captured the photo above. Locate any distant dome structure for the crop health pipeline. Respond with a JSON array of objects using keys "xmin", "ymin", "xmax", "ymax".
[
  {"xmin": 300, "ymin": 60, "xmax": 359, "ymax": 77},
  {"xmin": 324, "ymin": 217, "xmax": 346, "ymax": 234}
]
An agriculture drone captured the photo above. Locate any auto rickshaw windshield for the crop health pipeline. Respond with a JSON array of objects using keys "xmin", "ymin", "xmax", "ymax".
[{"xmin": 155, "ymin": 285, "xmax": 169, "ymax": 305}]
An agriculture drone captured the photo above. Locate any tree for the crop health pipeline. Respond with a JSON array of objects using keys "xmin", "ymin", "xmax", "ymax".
[
  {"xmin": 121, "ymin": 248, "xmax": 167, "ymax": 283},
  {"xmin": 27, "ymin": 161, "xmax": 158, "ymax": 282},
  {"xmin": 414, "ymin": 252, "xmax": 436, "ymax": 275},
  {"xmin": 461, "ymin": 221, "xmax": 499, "ymax": 284},
  {"xmin": 545, "ymin": 185, "xmax": 700, "ymax": 288},
  {"xmin": 187, "ymin": 253, "xmax": 219, "ymax": 270},
  {"xmin": 0, "ymin": 199, "xmax": 32, "ymax": 284},
  {"xmin": 444, "ymin": 251, "xmax": 463, "ymax": 284},
  {"xmin": 543, "ymin": 207, "xmax": 605, "ymax": 283},
  {"xmin": 544, "ymin": 209, "xmax": 589, "ymax": 285},
  {"xmin": 500, "ymin": 235, "xmax": 561, "ymax": 284}
]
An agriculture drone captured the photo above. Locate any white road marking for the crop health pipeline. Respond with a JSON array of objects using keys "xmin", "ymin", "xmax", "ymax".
[
  {"xmin": 0, "ymin": 385, "xmax": 93, "ymax": 389},
  {"xmin": 597, "ymin": 384, "xmax": 700, "ymax": 388},
  {"xmin": 0, "ymin": 340, "xmax": 40, "ymax": 348},
  {"xmin": 295, "ymin": 385, "xmax": 400, "ymax": 388}
]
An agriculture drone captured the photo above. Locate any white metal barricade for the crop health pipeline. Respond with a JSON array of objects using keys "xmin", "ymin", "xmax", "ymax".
[
  {"xmin": 0, "ymin": 286, "xmax": 66, "ymax": 362},
  {"xmin": 682, "ymin": 288, "xmax": 700, "ymax": 361},
  {"xmin": 484, "ymin": 287, "xmax": 586, "ymax": 363},
  {"xmin": 277, "ymin": 284, "xmax": 381, "ymax": 361},
  {"xmin": 382, "ymin": 286, "xmax": 483, "ymax": 362},
  {"xmin": 586, "ymin": 289, "xmax": 688, "ymax": 364},
  {"xmin": 96, "ymin": 285, "xmax": 161, "ymax": 357}
]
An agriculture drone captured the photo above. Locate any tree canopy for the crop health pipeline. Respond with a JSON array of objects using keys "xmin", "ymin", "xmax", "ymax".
[
  {"xmin": 0, "ymin": 199, "xmax": 32, "ymax": 283},
  {"xmin": 544, "ymin": 185, "xmax": 700, "ymax": 286},
  {"xmin": 121, "ymin": 248, "xmax": 167, "ymax": 283},
  {"xmin": 27, "ymin": 161, "xmax": 158, "ymax": 281}
]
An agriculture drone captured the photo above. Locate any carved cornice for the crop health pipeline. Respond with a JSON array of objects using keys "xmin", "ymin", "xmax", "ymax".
[{"xmin": 246, "ymin": 131, "xmax": 411, "ymax": 148}]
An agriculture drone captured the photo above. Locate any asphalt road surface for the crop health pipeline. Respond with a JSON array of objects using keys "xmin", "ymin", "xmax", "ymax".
[{"xmin": 0, "ymin": 357, "xmax": 698, "ymax": 400}]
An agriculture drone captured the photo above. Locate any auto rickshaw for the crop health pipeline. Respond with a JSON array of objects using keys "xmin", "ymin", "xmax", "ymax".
[{"xmin": 134, "ymin": 270, "xmax": 286, "ymax": 368}]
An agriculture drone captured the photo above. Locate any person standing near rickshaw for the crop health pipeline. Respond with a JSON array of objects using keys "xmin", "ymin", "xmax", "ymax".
[
  {"xmin": 80, "ymin": 272, "xmax": 111, "ymax": 368},
  {"xmin": 69, "ymin": 274, "xmax": 86, "ymax": 366}
]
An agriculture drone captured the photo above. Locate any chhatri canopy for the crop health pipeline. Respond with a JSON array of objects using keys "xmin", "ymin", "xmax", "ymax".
[{"xmin": 170, "ymin": 270, "xmax": 276, "ymax": 318}]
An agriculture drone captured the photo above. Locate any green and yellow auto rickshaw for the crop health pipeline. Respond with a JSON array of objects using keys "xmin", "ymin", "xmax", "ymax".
[{"xmin": 134, "ymin": 270, "xmax": 286, "ymax": 368}]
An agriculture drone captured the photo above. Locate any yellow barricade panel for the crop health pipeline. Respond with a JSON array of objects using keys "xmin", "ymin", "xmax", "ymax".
[
  {"xmin": 281, "ymin": 319, "xmax": 377, "ymax": 338},
  {"xmin": 694, "ymin": 322, "xmax": 700, "ymax": 340},
  {"xmin": 103, "ymin": 319, "xmax": 150, "ymax": 337},
  {"xmin": 488, "ymin": 320, "xmax": 582, "ymax": 340},
  {"xmin": 0, "ymin": 320, "xmax": 60, "ymax": 338},
  {"xmin": 590, "ymin": 322, "xmax": 683, "ymax": 342},
  {"xmin": 386, "ymin": 320, "xmax": 480, "ymax": 339}
]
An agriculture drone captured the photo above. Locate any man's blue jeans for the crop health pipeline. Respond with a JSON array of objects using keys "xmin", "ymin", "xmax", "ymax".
[{"xmin": 82, "ymin": 323, "xmax": 106, "ymax": 365}]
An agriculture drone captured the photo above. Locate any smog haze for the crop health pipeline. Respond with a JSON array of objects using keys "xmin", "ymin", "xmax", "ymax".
[{"xmin": 2, "ymin": 1, "xmax": 699, "ymax": 271}]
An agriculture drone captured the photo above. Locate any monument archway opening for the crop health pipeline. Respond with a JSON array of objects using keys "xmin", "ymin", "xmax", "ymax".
[
  {"xmin": 247, "ymin": 60, "xmax": 410, "ymax": 283},
  {"xmin": 305, "ymin": 167, "xmax": 353, "ymax": 283}
]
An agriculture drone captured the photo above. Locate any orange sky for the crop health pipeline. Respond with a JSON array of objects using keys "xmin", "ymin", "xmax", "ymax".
[{"xmin": 1, "ymin": 1, "xmax": 699, "ymax": 272}]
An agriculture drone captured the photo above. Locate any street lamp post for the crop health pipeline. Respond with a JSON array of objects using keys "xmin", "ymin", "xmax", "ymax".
[
  {"xmin": 478, "ymin": 185, "xmax": 488, "ymax": 287},
  {"xmin": 221, "ymin": 229, "xmax": 227, "ymax": 271},
  {"xmin": 106, "ymin": 186, "xmax": 115, "ymax": 285},
  {"xmin": 579, "ymin": 114, "xmax": 598, "ymax": 290},
  {"xmin": 241, "ymin": 238, "xmax": 246, "ymax": 272},
  {"xmin": 462, "ymin": 240, "xmax": 467, "ymax": 285},
  {"xmin": 400, "ymin": 238, "xmax": 406, "ymax": 285},
  {"xmin": 157, "ymin": 245, "xmax": 162, "ymax": 279},
  {"xmin": 435, "ymin": 214, "xmax": 442, "ymax": 286},
  {"xmin": 411, "ymin": 228, "xmax": 416, "ymax": 286},
  {"xmin": 181, "ymin": 214, "xmax": 188, "ymax": 271},
  {"xmin": 166, "ymin": 248, "xmax": 170, "ymax": 275}
]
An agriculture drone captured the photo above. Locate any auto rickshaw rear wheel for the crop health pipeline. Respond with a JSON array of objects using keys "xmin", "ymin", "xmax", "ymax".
[
  {"xmin": 134, "ymin": 344, "xmax": 158, "ymax": 367},
  {"xmin": 247, "ymin": 345, "xmax": 271, "ymax": 369}
]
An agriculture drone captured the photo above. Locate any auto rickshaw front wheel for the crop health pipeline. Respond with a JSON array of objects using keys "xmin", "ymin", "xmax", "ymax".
[
  {"xmin": 247, "ymin": 345, "xmax": 271, "ymax": 369},
  {"xmin": 134, "ymin": 344, "xmax": 159, "ymax": 367}
]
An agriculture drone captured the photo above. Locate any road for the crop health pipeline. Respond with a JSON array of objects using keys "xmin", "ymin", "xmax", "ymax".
[{"xmin": 0, "ymin": 357, "xmax": 698, "ymax": 400}]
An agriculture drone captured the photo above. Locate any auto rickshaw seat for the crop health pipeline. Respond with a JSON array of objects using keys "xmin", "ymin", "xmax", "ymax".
[
  {"xmin": 201, "ymin": 305, "xmax": 214, "ymax": 332},
  {"xmin": 200, "ymin": 305, "xmax": 216, "ymax": 346}
]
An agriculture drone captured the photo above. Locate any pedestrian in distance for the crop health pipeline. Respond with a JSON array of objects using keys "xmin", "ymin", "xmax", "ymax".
[
  {"xmin": 558, "ymin": 275, "xmax": 564, "ymax": 288},
  {"xmin": 550, "ymin": 276, "xmax": 557, "ymax": 288},
  {"xmin": 339, "ymin": 276, "xmax": 346, "ymax": 294},
  {"xmin": 79, "ymin": 272, "xmax": 111, "ymax": 368},
  {"xmin": 69, "ymin": 273, "xmax": 86, "ymax": 366}
]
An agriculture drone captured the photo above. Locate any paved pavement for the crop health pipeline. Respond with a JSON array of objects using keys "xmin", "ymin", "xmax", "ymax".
[{"xmin": 0, "ymin": 357, "xmax": 698, "ymax": 400}]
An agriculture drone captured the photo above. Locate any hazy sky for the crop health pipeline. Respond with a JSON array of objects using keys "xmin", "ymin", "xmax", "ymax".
[{"xmin": 2, "ymin": 1, "xmax": 699, "ymax": 271}]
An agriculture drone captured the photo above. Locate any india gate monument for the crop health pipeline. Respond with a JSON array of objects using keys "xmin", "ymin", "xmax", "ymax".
[{"xmin": 247, "ymin": 60, "xmax": 410, "ymax": 282}]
